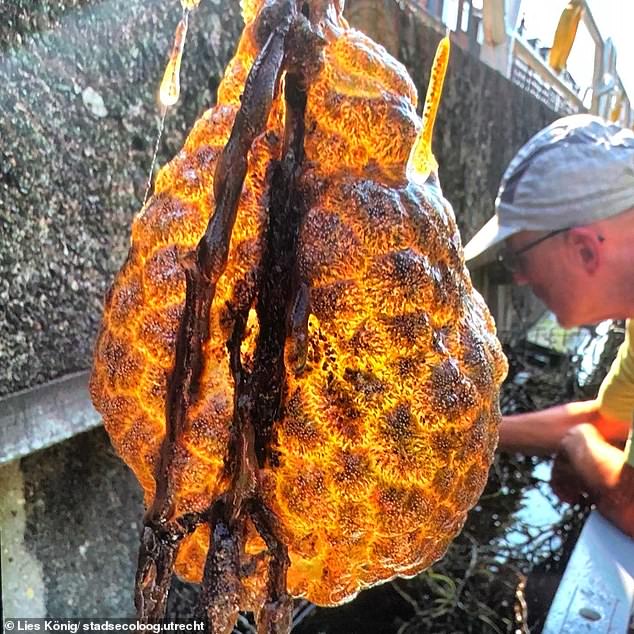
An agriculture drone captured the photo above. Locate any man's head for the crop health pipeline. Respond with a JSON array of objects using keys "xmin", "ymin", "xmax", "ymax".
[{"xmin": 464, "ymin": 114, "xmax": 634, "ymax": 327}]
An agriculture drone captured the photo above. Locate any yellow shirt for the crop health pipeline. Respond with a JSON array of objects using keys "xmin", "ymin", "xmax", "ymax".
[{"xmin": 596, "ymin": 319, "xmax": 634, "ymax": 467}]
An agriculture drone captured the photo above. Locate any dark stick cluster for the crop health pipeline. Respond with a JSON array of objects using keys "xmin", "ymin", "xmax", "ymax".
[{"xmin": 134, "ymin": 2, "xmax": 328, "ymax": 633}]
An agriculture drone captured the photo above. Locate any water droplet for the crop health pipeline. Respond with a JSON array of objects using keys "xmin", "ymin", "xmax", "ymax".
[{"xmin": 159, "ymin": 17, "xmax": 188, "ymax": 108}]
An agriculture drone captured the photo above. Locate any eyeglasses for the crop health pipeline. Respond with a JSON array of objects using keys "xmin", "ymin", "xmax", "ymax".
[{"xmin": 497, "ymin": 228, "xmax": 569, "ymax": 274}]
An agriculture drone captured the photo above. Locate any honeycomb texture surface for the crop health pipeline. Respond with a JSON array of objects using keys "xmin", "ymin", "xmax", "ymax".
[{"xmin": 90, "ymin": 0, "xmax": 507, "ymax": 607}]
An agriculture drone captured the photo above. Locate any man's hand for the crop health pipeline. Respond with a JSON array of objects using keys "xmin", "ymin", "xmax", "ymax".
[
  {"xmin": 550, "ymin": 451, "xmax": 584, "ymax": 504},
  {"xmin": 552, "ymin": 423, "xmax": 634, "ymax": 539}
]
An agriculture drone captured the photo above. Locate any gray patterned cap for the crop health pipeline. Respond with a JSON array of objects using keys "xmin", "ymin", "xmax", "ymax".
[{"xmin": 464, "ymin": 114, "xmax": 634, "ymax": 261}]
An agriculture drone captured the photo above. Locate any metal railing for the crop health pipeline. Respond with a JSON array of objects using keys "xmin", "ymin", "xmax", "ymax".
[
  {"xmin": 406, "ymin": 0, "xmax": 632, "ymax": 124},
  {"xmin": 511, "ymin": 36, "xmax": 583, "ymax": 115}
]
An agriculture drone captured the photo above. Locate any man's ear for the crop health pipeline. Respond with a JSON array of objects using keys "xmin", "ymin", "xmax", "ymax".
[{"xmin": 566, "ymin": 227, "xmax": 601, "ymax": 274}]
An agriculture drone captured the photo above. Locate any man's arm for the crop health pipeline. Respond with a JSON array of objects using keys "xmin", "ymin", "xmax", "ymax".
[{"xmin": 498, "ymin": 400, "xmax": 630, "ymax": 455}]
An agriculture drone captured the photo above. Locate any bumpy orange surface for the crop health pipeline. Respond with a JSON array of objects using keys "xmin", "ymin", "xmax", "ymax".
[{"xmin": 90, "ymin": 0, "xmax": 507, "ymax": 607}]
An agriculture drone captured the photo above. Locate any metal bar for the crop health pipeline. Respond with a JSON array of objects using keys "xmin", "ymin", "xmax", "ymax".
[
  {"xmin": 590, "ymin": 26, "xmax": 603, "ymax": 115},
  {"xmin": 0, "ymin": 371, "xmax": 101, "ymax": 465},
  {"xmin": 455, "ymin": 0, "xmax": 464, "ymax": 32}
]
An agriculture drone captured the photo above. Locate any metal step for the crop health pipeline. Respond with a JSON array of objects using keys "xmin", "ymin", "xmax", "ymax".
[{"xmin": 0, "ymin": 372, "xmax": 101, "ymax": 465}]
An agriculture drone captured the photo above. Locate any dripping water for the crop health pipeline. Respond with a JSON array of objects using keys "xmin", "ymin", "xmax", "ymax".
[{"xmin": 143, "ymin": 3, "xmax": 193, "ymax": 207}]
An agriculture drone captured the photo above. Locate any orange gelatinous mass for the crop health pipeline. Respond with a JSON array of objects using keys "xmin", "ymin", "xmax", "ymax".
[{"xmin": 90, "ymin": 0, "xmax": 507, "ymax": 608}]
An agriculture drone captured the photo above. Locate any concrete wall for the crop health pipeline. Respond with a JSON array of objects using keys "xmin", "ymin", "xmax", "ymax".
[{"xmin": 0, "ymin": 0, "xmax": 242, "ymax": 399}]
